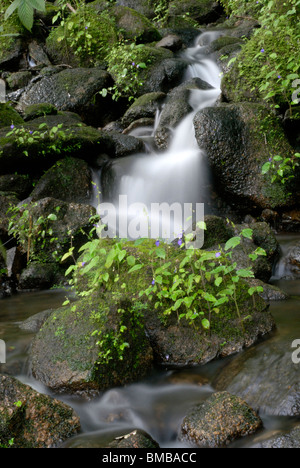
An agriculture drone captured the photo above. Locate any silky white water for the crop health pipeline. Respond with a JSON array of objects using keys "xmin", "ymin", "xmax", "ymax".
[{"xmin": 94, "ymin": 32, "xmax": 222, "ymax": 241}]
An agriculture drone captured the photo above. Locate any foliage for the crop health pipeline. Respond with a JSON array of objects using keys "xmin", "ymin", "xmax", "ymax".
[
  {"xmin": 7, "ymin": 203, "xmax": 61, "ymax": 262},
  {"xmin": 51, "ymin": 1, "xmax": 118, "ymax": 66},
  {"xmin": 100, "ymin": 41, "xmax": 149, "ymax": 101},
  {"xmin": 62, "ymin": 222, "xmax": 265, "ymax": 364},
  {"xmin": 220, "ymin": 0, "xmax": 300, "ymax": 111},
  {"xmin": 262, "ymin": 152, "xmax": 300, "ymax": 187},
  {"xmin": 4, "ymin": 0, "xmax": 45, "ymax": 31}
]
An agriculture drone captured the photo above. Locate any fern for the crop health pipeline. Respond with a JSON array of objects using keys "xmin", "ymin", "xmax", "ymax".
[{"xmin": 4, "ymin": 0, "xmax": 45, "ymax": 31}]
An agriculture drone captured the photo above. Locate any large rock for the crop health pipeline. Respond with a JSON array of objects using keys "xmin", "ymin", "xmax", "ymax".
[
  {"xmin": 115, "ymin": 0, "xmax": 156, "ymax": 19},
  {"xmin": 154, "ymin": 77, "xmax": 214, "ymax": 149},
  {"xmin": 213, "ymin": 340, "xmax": 300, "ymax": 417},
  {"xmin": 139, "ymin": 56, "xmax": 188, "ymax": 96},
  {"xmin": 0, "ymin": 374, "xmax": 80, "ymax": 448},
  {"xmin": 168, "ymin": 0, "xmax": 223, "ymax": 24},
  {"xmin": 110, "ymin": 5, "xmax": 161, "ymax": 43},
  {"xmin": 30, "ymin": 158, "xmax": 92, "ymax": 205},
  {"xmin": 0, "ymin": 103, "xmax": 24, "ymax": 128},
  {"xmin": 193, "ymin": 103, "xmax": 297, "ymax": 213},
  {"xmin": 254, "ymin": 426, "xmax": 300, "ymax": 448},
  {"xmin": 122, "ymin": 92, "xmax": 166, "ymax": 128},
  {"xmin": 180, "ymin": 391, "xmax": 262, "ymax": 447},
  {"xmin": 16, "ymin": 68, "xmax": 114, "ymax": 127},
  {"xmin": 30, "ymin": 294, "xmax": 154, "ymax": 396}
]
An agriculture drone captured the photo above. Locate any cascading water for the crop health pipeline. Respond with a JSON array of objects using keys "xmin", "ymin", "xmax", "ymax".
[{"xmin": 93, "ymin": 32, "xmax": 222, "ymax": 241}]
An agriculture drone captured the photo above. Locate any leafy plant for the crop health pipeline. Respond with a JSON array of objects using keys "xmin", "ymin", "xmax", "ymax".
[
  {"xmin": 4, "ymin": 0, "xmax": 46, "ymax": 31},
  {"xmin": 100, "ymin": 41, "xmax": 149, "ymax": 102}
]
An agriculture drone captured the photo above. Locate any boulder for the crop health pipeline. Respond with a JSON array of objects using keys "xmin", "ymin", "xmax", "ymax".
[
  {"xmin": 254, "ymin": 426, "xmax": 300, "ymax": 448},
  {"xmin": 168, "ymin": 0, "xmax": 223, "ymax": 24},
  {"xmin": 106, "ymin": 429, "xmax": 160, "ymax": 449},
  {"xmin": 0, "ymin": 174, "xmax": 32, "ymax": 200},
  {"xmin": 19, "ymin": 309, "xmax": 54, "ymax": 333},
  {"xmin": 122, "ymin": 92, "xmax": 166, "ymax": 129},
  {"xmin": 213, "ymin": 341, "xmax": 300, "ymax": 416},
  {"xmin": 156, "ymin": 34, "xmax": 183, "ymax": 52},
  {"xmin": 110, "ymin": 5, "xmax": 161, "ymax": 43},
  {"xmin": 30, "ymin": 294, "xmax": 154, "ymax": 395},
  {"xmin": 180, "ymin": 391, "xmax": 262, "ymax": 447},
  {"xmin": 154, "ymin": 77, "xmax": 214, "ymax": 149},
  {"xmin": 139, "ymin": 56, "xmax": 188, "ymax": 96},
  {"xmin": 193, "ymin": 102, "xmax": 297, "ymax": 212},
  {"xmin": 16, "ymin": 68, "xmax": 114, "ymax": 127},
  {"xmin": 18, "ymin": 262, "xmax": 64, "ymax": 291},
  {"xmin": 30, "ymin": 158, "xmax": 92, "ymax": 205},
  {"xmin": 0, "ymin": 103, "xmax": 24, "ymax": 128},
  {"xmin": 115, "ymin": 0, "xmax": 156, "ymax": 19},
  {"xmin": 0, "ymin": 374, "xmax": 80, "ymax": 448}
]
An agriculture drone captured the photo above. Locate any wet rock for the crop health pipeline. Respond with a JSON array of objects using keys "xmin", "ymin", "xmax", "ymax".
[
  {"xmin": 193, "ymin": 103, "xmax": 296, "ymax": 213},
  {"xmin": 30, "ymin": 294, "xmax": 154, "ymax": 396},
  {"xmin": 145, "ymin": 290, "xmax": 275, "ymax": 367},
  {"xmin": 19, "ymin": 309, "xmax": 54, "ymax": 333},
  {"xmin": 18, "ymin": 262, "xmax": 62, "ymax": 291},
  {"xmin": 28, "ymin": 40, "xmax": 51, "ymax": 68},
  {"xmin": 107, "ymin": 429, "xmax": 160, "ymax": 448},
  {"xmin": 254, "ymin": 426, "xmax": 300, "ymax": 448},
  {"xmin": 246, "ymin": 279, "xmax": 288, "ymax": 302},
  {"xmin": 115, "ymin": 0, "xmax": 156, "ymax": 19},
  {"xmin": 30, "ymin": 158, "xmax": 92, "ymax": 205},
  {"xmin": 122, "ymin": 92, "xmax": 166, "ymax": 128},
  {"xmin": 155, "ymin": 77, "xmax": 213, "ymax": 149},
  {"xmin": 282, "ymin": 241, "xmax": 300, "ymax": 279},
  {"xmin": 180, "ymin": 391, "xmax": 262, "ymax": 447},
  {"xmin": 156, "ymin": 34, "xmax": 183, "ymax": 52},
  {"xmin": 213, "ymin": 342, "xmax": 300, "ymax": 416},
  {"xmin": 0, "ymin": 374, "xmax": 80, "ymax": 448},
  {"xmin": 16, "ymin": 68, "xmax": 114, "ymax": 127},
  {"xmin": 139, "ymin": 56, "xmax": 187, "ymax": 96},
  {"xmin": 6, "ymin": 71, "xmax": 32, "ymax": 91}
]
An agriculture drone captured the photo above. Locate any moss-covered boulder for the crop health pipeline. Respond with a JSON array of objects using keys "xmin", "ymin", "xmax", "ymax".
[
  {"xmin": 0, "ymin": 113, "xmax": 143, "ymax": 176},
  {"xmin": 193, "ymin": 102, "xmax": 297, "ymax": 213},
  {"xmin": 23, "ymin": 103, "xmax": 58, "ymax": 121},
  {"xmin": 30, "ymin": 293, "xmax": 154, "ymax": 395},
  {"xmin": 0, "ymin": 103, "xmax": 24, "ymax": 128},
  {"xmin": 168, "ymin": 0, "xmax": 223, "ymax": 24},
  {"xmin": 115, "ymin": 0, "xmax": 156, "ymax": 20},
  {"xmin": 180, "ymin": 391, "xmax": 262, "ymax": 447},
  {"xmin": 30, "ymin": 157, "xmax": 92, "ymax": 205},
  {"xmin": 6, "ymin": 71, "xmax": 32, "ymax": 91},
  {"xmin": 154, "ymin": 77, "xmax": 213, "ymax": 149},
  {"xmin": 46, "ymin": 2, "xmax": 118, "ymax": 67},
  {"xmin": 16, "ymin": 68, "xmax": 114, "ymax": 126},
  {"xmin": 122, "ymin": 92, "xmax": 166, "ymax": 128},
  {"xmin": 110, "ymin": 5, "xmax": 161, "ymax": 43},
  {"xmin": 0, "ymin": 374, "xmax": 80, "ymax": 448}
]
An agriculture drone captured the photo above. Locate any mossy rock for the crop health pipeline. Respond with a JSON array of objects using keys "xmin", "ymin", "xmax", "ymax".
[
  {"xmin": 0, "ymin": 374, "xmax": 80, "ymax": 448},
  {"xmin": 46, "ymin": 3, "xmax": 118, "ymax": 67},
  {"xmin": 208, "ymin": 35, "xmax": 244, "ymax": 53},
  {"xmin": 0, "ymin": 103, "xmax": 24, "ymax": 128},
  {"xmin": 180, "ymin": 391, "xmax": 262, "ymax": 447},
  {"xmin": 110, "ymin": 5, "xmax": 161, "ymax": 43},
  {"xmin": 30, "ymin": 292, "xmax": 154, "ymax": 395},
  {"xmin": 122, "ymin": 91, "xmax": 166, "ymax": 127},
  {"xmin": 168, "ymin": 0, "xmax": 222, "ymax": 24},
  {"xmin": 23, "ymin": 103, "xmax": 58, "ymax": 121}
]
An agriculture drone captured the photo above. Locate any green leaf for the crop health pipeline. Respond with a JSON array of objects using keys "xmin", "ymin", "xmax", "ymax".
[
  {"xmin": 29, "ymin": 0, "xmax": 46, "ymax": 11},
  {"xmin": 262, "ymin": 162, "xmax": 271, "ymax": 174},
  {"xmin": 237, "ymin": 268, "xmax": 254, "ymax": 278},
  {"xmin": 172, "ymin": 298, "xmax": 184, "ymax": 311},
  {"xmin": 128, "ymin": 264, "xmax": 143, "ymax": 273},
  {"xmin": 4, "ymin": 0, "xmax": 21, "ymax": 20},
  {"xmin": 224, "ymin": 236, "xmax": 241, "ymax": 251},
  {"xmin": 155, "ymin": 247, "xmax": 166, "ymax": 260},
  {"xmin": 241, "ymin": 228, "xmax": 253, "ymax": 239},
  {"xmin": 201, "ymin": 318, "xmax": 210, "ymax": 330},
  {"xmin": 127, "ymin": 255, "xmax": 136, "ymax": 266},
  {"xmin": 18, "ymin": 0, "xmax": 34, "ymax": 31}
]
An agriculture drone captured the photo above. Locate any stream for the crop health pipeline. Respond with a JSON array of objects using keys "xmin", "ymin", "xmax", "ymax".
[
  {"xmin": 1, "ymin": 32, "xmax": 300, "ymax": 449},
  {"xmin": 0, "ymin": 250, "xmax": 300, "ymax": 448}
]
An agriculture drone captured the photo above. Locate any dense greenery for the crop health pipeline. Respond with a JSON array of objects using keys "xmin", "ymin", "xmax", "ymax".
[{"xmin": 220, "ymin": 0, "xmax": 300, "ymax": 112}]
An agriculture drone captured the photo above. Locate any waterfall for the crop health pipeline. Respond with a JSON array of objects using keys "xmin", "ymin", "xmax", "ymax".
[{"xmin": 94, "ymin": 32, "xmax": 222, "ymax": 241}]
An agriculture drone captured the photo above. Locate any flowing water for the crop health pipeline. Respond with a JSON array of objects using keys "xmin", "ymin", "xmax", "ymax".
[
  {"xmin": 92, "ymin": 32, "xmax": 222, "ymax": 241},
  {"xmin": 1, "ymin": 32, "xmax": 300, "ymax": 448}
]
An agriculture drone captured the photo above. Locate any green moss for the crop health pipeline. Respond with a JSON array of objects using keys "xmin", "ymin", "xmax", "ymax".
[
  {"xmin": 23, "ymin": 103, "xmax": 58, "ymax": 121},
  {"xmin": 0, "ymin": 103, "xmax": 24, "ymax": 128},
  {"xmin": 111, "ymin": 5, "xmax": 161, "ymax": 43}
]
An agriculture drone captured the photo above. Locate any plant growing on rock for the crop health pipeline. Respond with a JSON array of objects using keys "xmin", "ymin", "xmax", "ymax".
[{"xmin": 4, "ymin": 0, "xmax": 46, "ymax": 31}]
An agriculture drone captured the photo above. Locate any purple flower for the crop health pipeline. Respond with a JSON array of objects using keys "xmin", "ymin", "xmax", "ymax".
[
  {"xmin": 85, "ymin": 26, "xmax": 88, "ymax": 30},
  {"xmin": 261, "ymin": 48, "xmax": 265, "ymax": 53},
  {"xmin": 215, "ymin": 252, "xmax": 221, "ymax": 258},
  {"xmin": 132, "ymin": 62, "xmax": 135, "ymax": 66},
  {"xmin": 10, "ymin": 124, "xmax": 14, "ymax": 129},
  {"xmin": 277, "ymin": 75, "xmax": 281, "ymax": 79},
  {"xmin": 269, "ymin": 157, "xmax": 272, "ymax": 162},
  {"xmin": 29, "ymin": 130, "xmax": 33, "ymax": 134},
  {"xmin": 151, "ymin": 279, "xmax": 155, "ymax": 285},
  {"xmin": 81, "ymin": 262, "xmax": 86, "ymax": 267},
  {"xmin": 178, "ymin": 238, "xmax": 182, "ymax": 246},
  {"xmin": 155, "ymin": 240, "xmax": 160, "ymax": 247}
]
